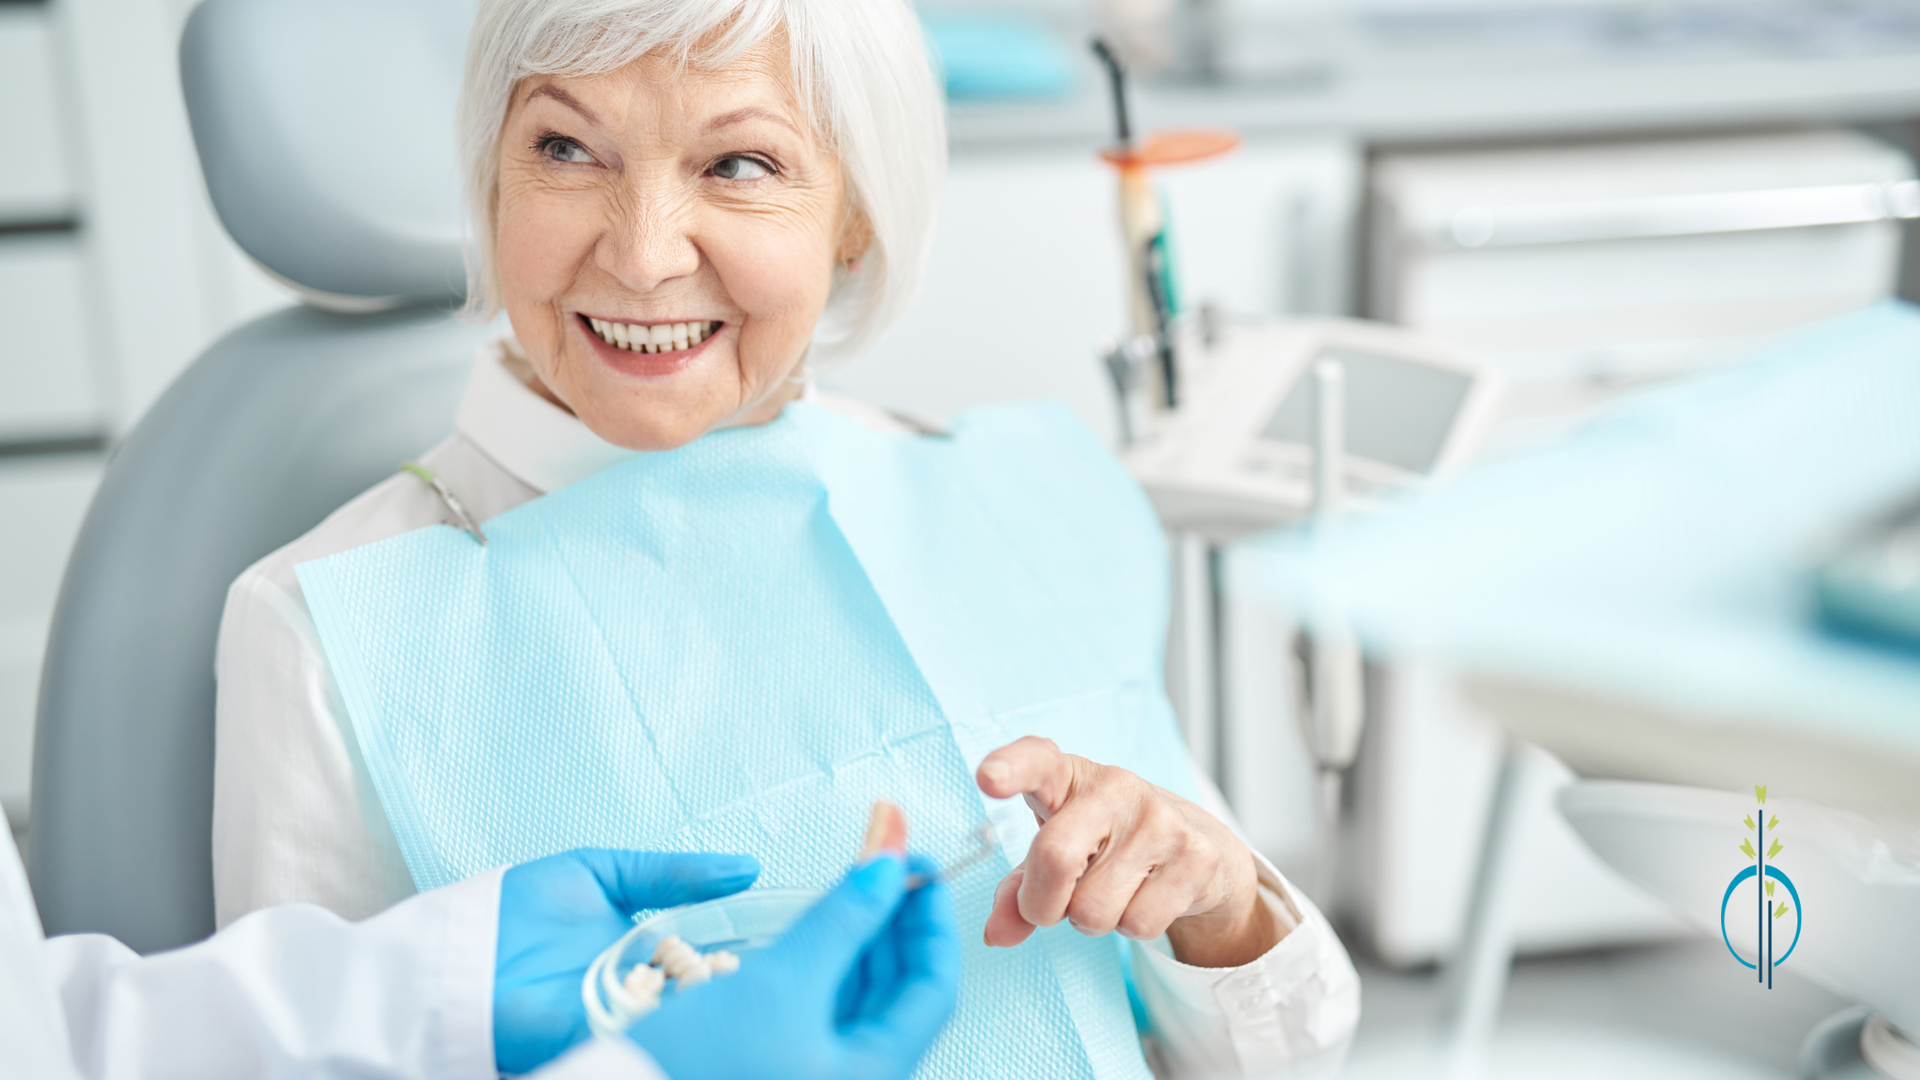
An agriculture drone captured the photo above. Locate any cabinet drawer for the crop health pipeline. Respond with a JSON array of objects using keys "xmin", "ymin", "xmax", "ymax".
[
  {"xmin": 0, "ymin": 236, "xmax": 103, "ymax": 440},
  {"xmin": 0, "ymin": 7, "xmax": 76, "ymax": 222},
  {"xmin": 0, "ymin": 453, "xmax": 103, "ymax": 822}
]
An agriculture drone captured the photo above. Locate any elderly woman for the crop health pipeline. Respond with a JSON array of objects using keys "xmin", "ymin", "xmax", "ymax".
[{"xmin": 212, "ymin": 0, "xmax": 1358, "ymax": 1076}]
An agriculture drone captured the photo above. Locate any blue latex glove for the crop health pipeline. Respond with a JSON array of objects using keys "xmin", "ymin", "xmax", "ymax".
[
  {"xmin": 494, "ymin": 849, "xmax": 760, "ymax": 1074},
  {"xmin": 628, "ymin": 853, "xmax": 961, "ymax": 1080}
]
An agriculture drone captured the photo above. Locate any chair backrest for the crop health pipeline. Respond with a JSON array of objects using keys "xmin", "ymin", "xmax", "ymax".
[
  {"xmin": 28, "ymin": 0, "xmax": 478, "ymax": 952},
  {"xmin": 178, "ymin": 0, "xmax": 471, "ymax": 309}
]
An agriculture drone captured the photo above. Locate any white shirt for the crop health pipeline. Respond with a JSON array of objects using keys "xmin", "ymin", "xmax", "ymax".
[
  {"xmin": 1, "ymin": 826, "xmax": 666, "ymax": 1080},
  {"xmin": 212, "ymin": 339, "xmax": 1361, "ymax": 1078}
]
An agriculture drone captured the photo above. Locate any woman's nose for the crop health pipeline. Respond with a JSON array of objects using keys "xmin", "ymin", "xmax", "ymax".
[{"xmin": 600, "ymin": 184, "xmax": 702, "ymax": 293}]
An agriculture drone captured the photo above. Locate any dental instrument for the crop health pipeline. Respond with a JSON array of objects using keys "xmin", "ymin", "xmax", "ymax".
[
  {"xmin": 586, "ymin": 818, "xmax": 998, "ymax": 1036},
  {"xmin": 1089, "ymin": 38, "xmax": 1238, "ymax": 428}
]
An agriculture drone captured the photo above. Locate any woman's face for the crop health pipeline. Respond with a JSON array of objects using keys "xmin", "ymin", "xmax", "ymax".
[{"xmin": 495, "ymin": 44, "xmax": 864, "ymax": 449}]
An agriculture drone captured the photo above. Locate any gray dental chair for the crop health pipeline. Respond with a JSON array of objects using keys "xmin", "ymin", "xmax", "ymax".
[{"xmin": 28, "ymin": 0, "xmax": 482, "ymax": 952}]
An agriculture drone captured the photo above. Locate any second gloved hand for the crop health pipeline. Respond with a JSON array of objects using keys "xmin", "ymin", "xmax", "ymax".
[
  {"xmin": 627, "ymin": 853, "xmax": 961, "ymax": 1080},
  {"xmin": 494, "ymin": 848, "xmax": 761, "ymax": 1074}
]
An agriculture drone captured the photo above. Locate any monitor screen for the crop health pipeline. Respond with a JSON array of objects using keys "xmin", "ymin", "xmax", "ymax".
[{"xmin": 1260, "ymin": 348, "xmax": 1474, "ymax": 475}]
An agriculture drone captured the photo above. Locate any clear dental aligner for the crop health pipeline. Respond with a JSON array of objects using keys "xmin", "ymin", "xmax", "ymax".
[
  {"xmin": 584, "ymin": 317, "xmax": 723, "ymax": 354},
  {"xmin": 600, "ymin": 806, "xmax": 995, "ymax": 1032},
  {"xmin": 615, "ymin": 935, "xmax": 741, "ymax": 1016}
]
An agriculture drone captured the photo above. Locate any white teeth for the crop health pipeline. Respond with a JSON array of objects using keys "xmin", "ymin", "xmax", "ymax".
[{"xmin": 588, "ymin": 318, "xmax": 721, "ymax": 351}]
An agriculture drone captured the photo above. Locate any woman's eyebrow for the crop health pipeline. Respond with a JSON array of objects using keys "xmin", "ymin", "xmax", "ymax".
[
  {"xmin": 702, "ymin": 106, "xmax": 799, "ymax": 136},
  {"xmin": 524, "ymin": 84, "xmax": 601, "ymax": 125}
]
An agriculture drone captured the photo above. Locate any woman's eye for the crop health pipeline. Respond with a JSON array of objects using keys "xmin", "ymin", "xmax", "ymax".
[
  {"xmin": 712, "ymin": 156, "xmax": 772, "ymax": 181},
  {"xmin": 542, "ymin": 137, "xmax": 593, "ymax": 164}
]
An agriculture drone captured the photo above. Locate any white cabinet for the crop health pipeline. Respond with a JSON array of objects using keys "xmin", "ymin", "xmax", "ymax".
[
  {"xmin": 0, "ymin": 237, "xmax": 104, "ymax": 441},
  {"xmin": 1341, "ymin": 127, "xmax": 1915, "ymax": 966},
  {"xmin": 1370, "ymin": 128, "xmax": 1915, "ymax": 450},
  {"xmin": 0, "ymin": 453, "xmax": 102, "ymax": 829},
  {"xmin": 0, "ymin": 7, "xmax": 77, "ymax": 222}
]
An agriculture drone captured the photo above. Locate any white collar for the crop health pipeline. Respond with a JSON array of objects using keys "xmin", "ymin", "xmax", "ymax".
[{"xmin": 454, "ymin": 337, "xmax": 638, "ymax": 495}]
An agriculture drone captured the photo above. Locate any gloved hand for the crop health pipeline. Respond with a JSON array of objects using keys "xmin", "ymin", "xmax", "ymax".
[
  {"xmin": 628, "ymin": 853, "xmax": 961, "ymax": 1080},
  {"xmin": 494, "ymin": 849, "xmax": 760, "ymax": 1074}
]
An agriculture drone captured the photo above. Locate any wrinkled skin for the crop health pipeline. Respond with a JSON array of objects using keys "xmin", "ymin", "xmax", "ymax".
[
  {"xmin": 494, "ymin": 41, "xmax": 869, "ymax": 450},
  {"xmin": 977, "ymin": 737, "xmax": 1283, "ymax": 968}
]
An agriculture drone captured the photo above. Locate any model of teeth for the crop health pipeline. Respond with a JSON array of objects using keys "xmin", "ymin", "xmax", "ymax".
[
  {"xmin": 585, "ymin": 317, "xmax": 723, "ymax": 354},
  {"xmin": 614, "ymin": 934, "xmax": 741, "ymax": 1017}
]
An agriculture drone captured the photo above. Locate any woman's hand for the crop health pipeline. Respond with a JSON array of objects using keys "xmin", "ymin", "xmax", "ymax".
[{"xmin": 976, "ymin": 737, "xmax": 1283, "ymax": 969}]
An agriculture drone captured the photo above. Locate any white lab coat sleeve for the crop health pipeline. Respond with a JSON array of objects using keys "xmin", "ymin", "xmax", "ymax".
[
  {"xmin": 2, "ymin": 827, "xmax": 83, "ymax": 1079},
  {"xmin": 41, "ymin": 867, "xmax": 505, "ymax": 1080},
  {"xmin": 531, "ymin": 1037, "xmax": 672, "ymax": 1080},
  {"xmin": 1128, "ymin": 768, "xmax": 1361, "ymax": 1078}
]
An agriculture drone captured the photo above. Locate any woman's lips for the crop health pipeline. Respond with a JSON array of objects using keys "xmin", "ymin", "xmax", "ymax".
[{"xmin": 576, "ymin": 313, "xmax": 725, "ymax": 378}]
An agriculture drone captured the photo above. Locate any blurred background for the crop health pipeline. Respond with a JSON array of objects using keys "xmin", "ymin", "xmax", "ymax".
[{"xmin": 4, "ymin": 0, "xmax": 1919, "ymax": 1075}]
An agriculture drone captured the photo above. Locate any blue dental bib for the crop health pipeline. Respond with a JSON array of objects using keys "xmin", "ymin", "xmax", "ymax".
[{"xmin": 297, "ymin": 401, "xmax": 1195, "ymax": 1079}]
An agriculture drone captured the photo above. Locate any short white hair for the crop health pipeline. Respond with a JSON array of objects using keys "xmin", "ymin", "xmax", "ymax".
[{"xmin": 457, "ymin": 0, "xmax": 946, "ymax": 369}]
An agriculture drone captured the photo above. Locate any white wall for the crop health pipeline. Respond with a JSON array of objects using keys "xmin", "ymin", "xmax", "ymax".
[{"xmin": 825, "ymin": 136, "xmax": 1360, "ymax": 438}]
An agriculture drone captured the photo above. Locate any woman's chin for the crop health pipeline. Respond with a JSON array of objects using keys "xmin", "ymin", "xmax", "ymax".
[{"xmin": 577, "ymin": 400, "xmax": 733, "ymax": 452}]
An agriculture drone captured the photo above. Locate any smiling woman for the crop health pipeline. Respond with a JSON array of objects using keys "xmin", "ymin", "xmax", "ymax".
[
  {"xmin": 476, "ymin": 27, "xmax": 895, "ymax": 447},
  {"xmin": 209, "ymin": 2, "xmax": 1359, "ymax": 1077},
  {"xmin": 458, "ymin": 0, "xmax": 938, "ymax": 400}
]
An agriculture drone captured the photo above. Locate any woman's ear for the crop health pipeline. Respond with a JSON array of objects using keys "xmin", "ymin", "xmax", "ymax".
[{"xmin": 836, "ymin": 206, "xmax": 874, "ymax": 271}]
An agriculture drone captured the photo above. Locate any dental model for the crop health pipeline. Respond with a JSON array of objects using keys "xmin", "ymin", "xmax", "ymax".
[
  {"xmin": 618, "ymin": 936, "xmax": 742, "ymax": 1013},
  {"xmin": 619, "ymin": 961, "xmax": 666, "ymax": 1007}
]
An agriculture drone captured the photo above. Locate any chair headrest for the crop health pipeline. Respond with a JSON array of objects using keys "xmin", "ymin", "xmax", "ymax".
[{"xmin": 180, "ymin": 0, "xmax": 472, "ymax": 311}]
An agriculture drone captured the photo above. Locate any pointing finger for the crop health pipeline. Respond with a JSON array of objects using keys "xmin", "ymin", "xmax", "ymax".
[{"xmin": 976, "ymin": 737, "xmax": 1080, "ymax": 817}]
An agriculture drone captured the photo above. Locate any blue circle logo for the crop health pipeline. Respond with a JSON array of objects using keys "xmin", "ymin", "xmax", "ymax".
[
  {"xmin": 1724, "ymin": 785, "xmax": 1799, "ymax": 987},
  {"xmin": 1719, "ymin": 864, "xmax": 1801, "ymax": 969}
]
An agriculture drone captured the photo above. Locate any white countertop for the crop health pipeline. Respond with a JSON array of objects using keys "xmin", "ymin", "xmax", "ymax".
[{"xmin": 947, "ymin": 8, "xmax": 1920, "ymax": 151}]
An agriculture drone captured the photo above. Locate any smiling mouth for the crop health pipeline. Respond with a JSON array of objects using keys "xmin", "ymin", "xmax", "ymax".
[{"xmin": 583, "ymin": 315, "xmax": 723, "ymax": 354}]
